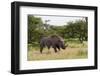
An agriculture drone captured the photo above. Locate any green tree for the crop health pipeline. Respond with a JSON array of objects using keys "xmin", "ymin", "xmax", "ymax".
[
  {"xmin": 28, "ymin": 15, "xmax": 44, "ymax": 44},
  {"xmin": 65, "ymin": 18, "xmax": 88, "ymax": 43}
]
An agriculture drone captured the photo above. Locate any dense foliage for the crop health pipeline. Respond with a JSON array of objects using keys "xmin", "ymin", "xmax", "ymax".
[{"xmin": 28, "ymin": 15, "xmax": 88, "ymax": 45}]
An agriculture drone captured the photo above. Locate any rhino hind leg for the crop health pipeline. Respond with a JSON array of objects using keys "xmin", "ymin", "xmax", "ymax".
[{"xmin": 40, "ymin": 46, "xmax": 44, "ymax": 53}]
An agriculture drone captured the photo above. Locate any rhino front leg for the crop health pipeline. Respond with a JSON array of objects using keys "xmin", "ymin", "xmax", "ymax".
[
  {"xmin": 56, "ymin": 45, "xmax": 60, "ymax": 51},
  {"xmin": 53, "ymin": 47, "xmax": 57, "ymax": 53}
]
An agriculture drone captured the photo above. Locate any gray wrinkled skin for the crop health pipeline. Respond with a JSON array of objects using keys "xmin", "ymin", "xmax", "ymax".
[{"xmin": 40, "ymin": 35, "xmax": 66, "ymax": 53}]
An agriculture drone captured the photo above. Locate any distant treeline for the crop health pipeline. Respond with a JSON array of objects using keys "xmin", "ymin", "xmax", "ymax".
[{"xmin": 28, "ymin": 15, "xmax": 88, "ymax": 45}]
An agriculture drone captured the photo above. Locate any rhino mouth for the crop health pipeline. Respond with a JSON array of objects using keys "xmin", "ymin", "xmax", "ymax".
[
  {"xmin": 62, "ymin": 44, "xmax": 68, "ymax": 49},
  {"xmin": 62, "ymin": 47, "xmax": 66, "ymax": 49}
]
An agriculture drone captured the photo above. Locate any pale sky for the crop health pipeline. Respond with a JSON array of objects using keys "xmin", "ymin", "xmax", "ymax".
[{"xmin": 34, "ymin": 15, "xmax": 85, "ymax": 26}]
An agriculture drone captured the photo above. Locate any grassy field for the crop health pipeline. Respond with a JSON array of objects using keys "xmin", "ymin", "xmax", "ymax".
[{"xmin": 27, "ymin": 40, "xmax": 88, "ymax": 61}]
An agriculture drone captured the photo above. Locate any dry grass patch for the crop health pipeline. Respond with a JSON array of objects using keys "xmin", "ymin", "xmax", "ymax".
[{"xmin": 28, "ymin": 47, "xmax": 87, "ymax": 61}]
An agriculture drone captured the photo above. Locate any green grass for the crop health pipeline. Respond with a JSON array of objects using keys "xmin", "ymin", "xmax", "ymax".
[{"xmin": 67, "ymin": 41, "xmax": 87, "ymax": 48}]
